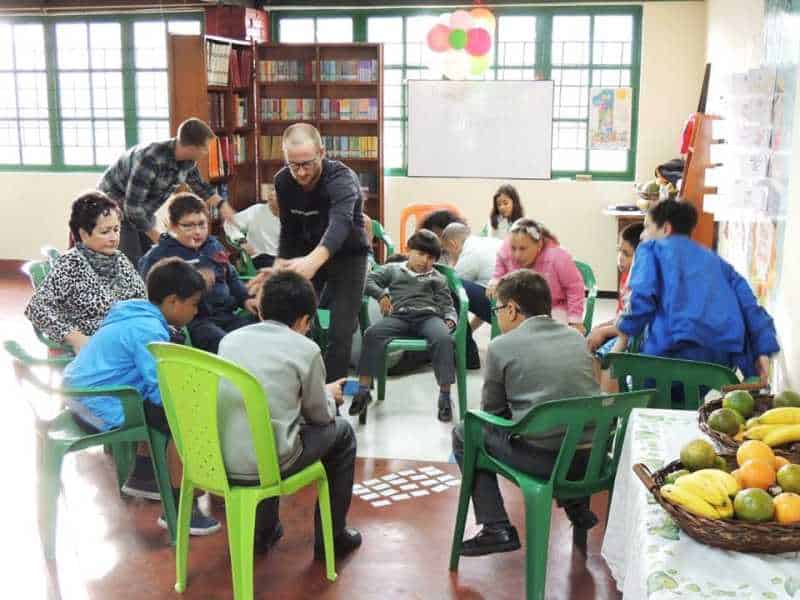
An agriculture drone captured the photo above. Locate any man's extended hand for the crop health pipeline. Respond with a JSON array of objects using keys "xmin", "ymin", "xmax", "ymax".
[
  {"xmin": 243, "ymin": 297, "xmax": 259, "ymax": 315},
  {"xmin": 245, "ymin": 268, "xmax": 273, "ymax": 294},
  {"xmin": 326, "ymin": 378, "xmax": 346, "ymax": 406}
]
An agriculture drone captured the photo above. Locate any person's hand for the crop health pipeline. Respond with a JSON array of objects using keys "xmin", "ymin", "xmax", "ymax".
[
  {"xmin": 586, "ymin": 328, "xmax": 608, "ymax": 352},
  {"xmin": 64, "ymin": 331, "xmax": 90, "ymax": 353},
  {"xmin": 146, "ymin": 227, "xmax": 161, "ymax": 244},
  {"xmin": 756, "ymin": 355, "xmax": 771, "ymax": 385},
  {"xmin": 569, "ymin": 322, "xmax": 586, "ymax": 336},
  {"xmin": 243, "ymin": 297, "xmax": 259, "ymax": 315},
  {"xmin": 486, "ymin": 279, "xmax": 498, "ymax": 300},
  {"xmin": 445, "ymin": 319, "xmax": 456, "ymax": 332},
  {"xmin": 286, "ymin": 255, "xmax": 321, "ymax": 281},
  {"xmin": 241, "ymin": 241, "xmax": 258, "ymax": 257},
  {"xmin": 245, "ymin": 268, "xmax": 272, "ymax": 294},
  {"xmin": 197, "ymin": 267, "xmax": 215, "ymax": 291},
  {"xmin": 327, "ymin": 378, "xmax": 346, "ymax": 406},
  {"xmin": 379, "ymin": 295, "xmax": 393, "ymax": 316}
]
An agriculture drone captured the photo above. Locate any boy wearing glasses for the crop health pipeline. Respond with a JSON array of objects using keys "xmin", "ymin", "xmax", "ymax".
[{"xmin": 139, "ymin": 192, "xmax": 258, "ymax": 353}]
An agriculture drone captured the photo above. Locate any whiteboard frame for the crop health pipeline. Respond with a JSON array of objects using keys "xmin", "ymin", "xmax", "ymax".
[{"xmin": 406, "ymin": 79, "xmax": 554, "ymax": 180}]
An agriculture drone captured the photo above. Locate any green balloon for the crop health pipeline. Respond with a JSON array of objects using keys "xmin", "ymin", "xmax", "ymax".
[{"xmin": 449, "ymin": 29, "xmax": 467, "ymax": 50}]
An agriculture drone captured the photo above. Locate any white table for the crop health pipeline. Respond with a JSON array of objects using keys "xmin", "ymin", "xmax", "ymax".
[{"xmin": 602, "ymin": 408, "xmax": 800, "ymax": 599}]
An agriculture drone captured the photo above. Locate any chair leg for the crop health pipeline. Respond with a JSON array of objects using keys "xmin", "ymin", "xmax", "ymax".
[
  {"xmin": 449, "ymin": 445, "xmax": 478, "ymax": 572},
  {"xmin": 377, "ymin": 352, "xmax": 387, "ymax": 402},
  {"xmin": 456, "ymin": 348, "xmax": 467, "ymax": 421},
  {"xmin": 40, "ymin": 442, "xmax": 66, "ymax": 561},
  {"xmin": 174, "ymin": 480, "xmax": 195, "ymax": 593},
  {"xmin": 521, "ymin": 483, "xmax": 553, "ymax": 600},
  {"xmin": 226, "ymin": 493, "xmax": 257, "ymax": 600},
  {"xmin": 110, "ymin": 441, "xmax": 135, "ymax": 491},
  {"xmin": 316, "ymin": 475, "xmax": 338, "ymax": 582},
  {"xmin": 149, "ymin": 430, "xmax": 177, "ymax": 545}
]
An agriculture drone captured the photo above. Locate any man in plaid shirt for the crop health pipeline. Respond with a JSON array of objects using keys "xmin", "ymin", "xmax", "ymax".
[{"xmin": 98, "ymin": 118, "xmax": 234, "ymax": 264}]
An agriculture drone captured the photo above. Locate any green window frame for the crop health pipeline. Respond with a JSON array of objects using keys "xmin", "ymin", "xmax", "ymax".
[
  {"xmin": 0, "ymin": 12, "xmax": 203, "ymax": 173},
  {"xmin": 272, "ymin": 6, "xmax": 641, "ymax": 180}
]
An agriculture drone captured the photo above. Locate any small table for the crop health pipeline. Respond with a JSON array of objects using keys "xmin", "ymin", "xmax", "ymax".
[
  {"xmin": 603, "ymin": 207, "xmax": 645, "ymax": 292},
  {"xmin": 602, "ymin": 408, "xmax": 800, "ymax": 599}
]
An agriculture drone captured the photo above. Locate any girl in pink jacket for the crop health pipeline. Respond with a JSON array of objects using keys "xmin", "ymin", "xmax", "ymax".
[{"xmin": 488, "ymin": 218, "xmax": 586, "ymax": 332}]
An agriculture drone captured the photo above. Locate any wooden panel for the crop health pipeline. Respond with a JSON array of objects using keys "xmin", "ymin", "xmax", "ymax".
[{"xmin": 680, "ymin": 112, "xmax": 717, "ymax": 249}]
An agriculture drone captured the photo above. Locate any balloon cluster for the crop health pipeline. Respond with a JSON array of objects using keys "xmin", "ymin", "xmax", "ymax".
[{"xmin": 426, "ymin": 8, "xmax": 496, "ymax": 80}]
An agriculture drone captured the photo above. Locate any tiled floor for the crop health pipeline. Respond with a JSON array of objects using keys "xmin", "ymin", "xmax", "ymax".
[{"xmin": 2, "ymin": 272, "xmax": 622, "ymax": 599}]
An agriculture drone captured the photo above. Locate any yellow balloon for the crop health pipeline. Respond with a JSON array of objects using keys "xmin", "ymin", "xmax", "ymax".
[{"xmin": 469, "ymin": 55, "xmax": 490, "ymax": 76}]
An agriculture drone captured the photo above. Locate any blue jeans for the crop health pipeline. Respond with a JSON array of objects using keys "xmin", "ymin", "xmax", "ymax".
[{"xmin": 461, "ymin": 279, "xmax": 492, "ymax": 324}]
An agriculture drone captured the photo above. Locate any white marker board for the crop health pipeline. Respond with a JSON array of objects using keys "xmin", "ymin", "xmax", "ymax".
[{"xmin": 407, "ymin": 80, "xmax": 554, "ymax": 179}]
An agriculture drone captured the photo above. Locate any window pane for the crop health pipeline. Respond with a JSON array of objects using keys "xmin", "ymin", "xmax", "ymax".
[
  {"xmin": 168, "ymin": 20, "xmax": 201, "ymax": 35},
  {"xmin": 552, "ymin": 69, "xmax": 589, "ymax": 119},
  {"xmin": 552, "ymin": 16, "xmax": 590, "ymax": 65},
  {"xmin": 0, "ymin": 25, "xmax": 13, "ymax": 70},
  {"xmin": 384, "ymin": 120, "xmax": 403, "ymax": 169},
  {"xmin": 552, "ymin": 121, "xmax": 587, "ymax": 171},
  {"xmin": 593, "ymin": 15, "xmax": 632, "ymax": 65},
  {"xmin": 62, "ymin": 120, "xmax": 94, "ymax": 165},
  {"xmin": 317, "ymin": 18, "xmax": 353, "ymax": 43},
  {"xmin": 0, "ymin": 120, "xmax": 20, "ymax": 164},
  {"xmin": 59, "ymin": 72, "xmax": 92, "ymax": 118},
  {"xmin": 92, "ymin": 71, "xmax": 124, "ymax": 118},
  {"xmin": 90, "ymin": 23, "xmax": 122, "ymax": 70},
  {"xmin": 14, "ymin": 24, "xmax": 46, "ymax": 70},
  {"xmin": 589, "ymin": 149, "xmax": 627, "ymax": 172},
  {"xmin": 498, "ymin": 16, "xmax": 535, "ymax": 66},
  {"xmin": 134, "ymin": 22, "xmax": 166, "ymax": 68},
  {"xmin": 280, "ymin": 19, "xmax": 314, "ymax": 43},
  {"xmin": 0, "ymin": 74, "xmax": 17, "ymax": 118},
  {"xmin": 136, "ymin": 71, "xmax": 169, "ymax": 118},
  {"xmin": 20, "ymin": 119, "xmax": 50, "ymax": 164},
  {"xmin": 17, "ymin": 73, "xmax": 49, "ymax": 119},
  {"xmin": 591, "ymin": 69, "xmax": 631, "ymax": 87},
  {"xmin": 138, "ymin": 120, "xmax": 170, "ymax": 144},
  {"xmin": 368, "ymin": 17, "xmax": 403, "ymax": 65},
  {"xmin": 383, "ymin": 69, "xmax": 403, "ymax": 119},
  {"xmin": 406, "ymin": 16, "xmax": 438, "ymax": 68},
  {"xmin": 496, "ymin": 69, "xmax": 536, "ymax": 80},
  {"xmin": 56, "ymin": 23, "xmax": 89, "ymax": 70},
  {"xmin": 94, "ymin": 120, "xmax": 126, "ymax": 165}
]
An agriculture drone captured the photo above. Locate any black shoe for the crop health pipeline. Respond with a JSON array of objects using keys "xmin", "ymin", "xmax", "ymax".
[
  {"xmin": 466, "ymin": 336, "xmax": 481, "ymax": 370},
  {"xmin": 563, "ymin": 502, "xmax": 599, "ymax": 530},
  {"xmin": 314, "ymin": 527, "xmax": 362, "ymax": 560},
  {"xmin": 349, "ymin": 390, "xmax": 371, "ymax": 416},
  {"xmin": 438, "ymin": 395, "xmax": 452, "ymax": 422},
  {"xmin": 254, "ymin": 521, "xmax": 284, "ymax": 555},
  {"xmin": 460, "ymin": 525, "xmax": 521, "ymax": 557}
]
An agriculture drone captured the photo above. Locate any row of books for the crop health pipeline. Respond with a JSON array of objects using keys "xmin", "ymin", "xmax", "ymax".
[
  {"xmin": 259, "ymin": 135, "xmax": 284, "ymax": 160},
  {"xmin": 320, "ymin": 98, "xmax": 378, "ymax": 121},
  {"xmin": 208, "ymin": 135, "xmax": 248, "ymax": 177},
  {"xmin": 231, "ymin": 134, "xmax": 248, "ymax": 164},
  {"xmin": 319, "ymin": 60, "xmax": 378, "ymax": 82},
  {"xmin": 208, "ymin": 92, "xmax": 225, "ymax": 130},
  {"xmin": 257, "ymin": 60, "xmax": 314, "ymax": 82},
  {"xmin": 230, "ymin": 48, "xmax": 253, "ymax": 88},
  {"xmin": 322, "ymin": 136, "xmax": 378, "ymax": 159},
  {"xmin": 256, "ymin": 59, "xmax": 378, "ymax": 83},
  {"xmin": 206, "ymin": 42, "xmax": 253, "ymax": 87},
  {"xmin": 260, "ymin": 98, "xmax": 315, "ymax": 121},
  {"xmin": 233, "ymin": 94, "xmax": 249, "ymax": 128}
]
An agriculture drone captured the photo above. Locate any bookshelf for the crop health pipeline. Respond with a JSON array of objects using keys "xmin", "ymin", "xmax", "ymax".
[
  {"xmin": 254, "ymin": 43, "xmax": 384, "ymax": 258},
  {"xmin": 167, "ymin": 34, "xmax": 257, "ymax": 211}
]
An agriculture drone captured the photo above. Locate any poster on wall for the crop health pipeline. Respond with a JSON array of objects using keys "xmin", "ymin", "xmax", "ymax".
[{"xmin": 588, "ymin": 87, "xmax": 632, "ymax": 150}]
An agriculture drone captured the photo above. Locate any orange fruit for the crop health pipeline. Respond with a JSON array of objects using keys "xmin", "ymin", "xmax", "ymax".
[
  {"xmin": 738, "ymin": 459, "xmax": 777, "ymax": 490},
  {"xmin": 775, "ymin": 456, "xmax": 791, "ymax": 470},
  {"xmin": 731, "ymin": 469, "xmax": 744, "ymax": 488},
  {"xmin": 774, "ymin": 493, "xmax": 800, "ymax": 524},
  {"xmin": 737, "ymin": 440, "xmax": 776, "ymax": 467}
]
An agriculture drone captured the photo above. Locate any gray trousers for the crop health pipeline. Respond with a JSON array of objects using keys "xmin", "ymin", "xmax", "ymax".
[
  {"xmin": 358, "ymin": 313, "xmax": 455, "ymax": 386},
  {"xmin": 452, "ymin": 424, "xmax": 590, "ymax": 526}
]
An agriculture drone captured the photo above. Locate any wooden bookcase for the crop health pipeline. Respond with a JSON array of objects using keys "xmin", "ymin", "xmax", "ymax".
[
  {"xmin": 167, "ymin": 34, "xmax": 257, "ymax": 211},
  {"xmin": 254, "ymin": 42, "xmax": 385, "ymax": 257}
]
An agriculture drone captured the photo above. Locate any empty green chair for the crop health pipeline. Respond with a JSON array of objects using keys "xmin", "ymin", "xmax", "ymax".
[
  {"xmin": 604, "ymin": 352, "xmax": 739, "ymax": 410},
  {"xmin": 4, "ymin": 340, "xmax": 177, "ymax": 559},
  {"xmin": 449, "ymin": 389, "xmax": 655, "ymax": 600},
  {"xmin": 148, "ymin": 342, "xmax": 337, "ymax": 600},
  {"xmin": 368, "ymin": 264, "xmax": 469, "ymax": 423},
  {"xmin": 573, "ymin": 260, "xmax": 597, "ymax": 334}
]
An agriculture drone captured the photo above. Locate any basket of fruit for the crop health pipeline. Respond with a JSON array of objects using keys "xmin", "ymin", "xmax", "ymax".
[
  {"xmin": 699, "ymin": 384, "xmax": 800, "ymax": 461},
  {"xmin": 635, "ymin": 438, "xmax": 800, "ymax": 553}
]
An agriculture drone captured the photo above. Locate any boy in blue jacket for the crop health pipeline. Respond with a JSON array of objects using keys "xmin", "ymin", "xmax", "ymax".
[
  {"xmin": 139, "ymin": 192, "xmax": 258, "ymax": 353},
  {"xmin": 613, "ymin": 200, "xmax": 779, "ymax": 380},
  {"xmin": 64, "ymin": 257, "xmax": 220, "ymax": 535}
]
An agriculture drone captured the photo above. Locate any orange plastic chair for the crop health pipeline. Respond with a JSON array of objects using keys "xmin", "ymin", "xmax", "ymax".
[{"xmin": 398, "ymin": 203, "xmax": 462, "ymax": 252}]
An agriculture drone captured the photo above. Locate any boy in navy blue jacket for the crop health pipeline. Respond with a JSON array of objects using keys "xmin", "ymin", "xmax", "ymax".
[{"xmin": 139, "ymin": 192, "xmax": 258, "ymax": 353}]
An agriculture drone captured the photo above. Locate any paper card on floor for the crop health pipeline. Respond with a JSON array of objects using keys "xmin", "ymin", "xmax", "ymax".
[
  {"xmin": 445, "ymin": 480, "xmax": 461, "ymax": 487},
  {"xmin": 421, "ymin": 479, "xmax": 438, "ymax": 487},
  {"xmin": 380, "ymin": 489, "xmax": 398, "ymax": 497},
  {"xmin": 353, "ymin": 488, "xmax": 370, "ymax": 495},
  {"xmin": 399, "ymin": 469, "xmax": 416, "ymax": 476},
  {"xmin": 420, "ymin": 467, "xmax": 444, "ymax": 476},
  {"xmin": 431, "ymin": 484, "xmax": 449, "ymax": 493},
  {"xmin": 372, "ymin": 483, "xmax": 390, "ymax": 491},
  {"xmin": 382, "ymin": 474, "xmax": 399, "ymax": 481},
  {"xmin": 393, "ymin": 478, "xmax": 408, "ymax": 485},
  {"xmin": 372, "ymin": 500, "xmax": 392, "ymax": 507},
  {"xmin": 400, "ymin": 483, "xmax": 418, "ymax": 491},
  {"xmin": 410, "ymin": 474, "xmax": 428, "ymax": 481},
  {"xmin": 393, "ymin": 494, "xmax": 411, "ymax": 500},
  {"xmin": 361, "ymin": 493, "xmax": 380, "ymax": 501},
  {"xmin": 363, "ymin": 479, "xmax": 380, "ymax": 486},
  {"xmin": 410, "ymin": 490, "xmax": 430, "ymax": 497},
  {"xmin": 437, "ymin": 474, "xmax": 455, "ymax": 481}
]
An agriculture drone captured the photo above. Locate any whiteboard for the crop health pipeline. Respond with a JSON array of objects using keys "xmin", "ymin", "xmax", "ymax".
[{"xmin": 407, "ymin": 80, "xmax": 554, "ymax": 179}]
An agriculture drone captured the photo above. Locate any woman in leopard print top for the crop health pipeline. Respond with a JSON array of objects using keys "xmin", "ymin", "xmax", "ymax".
[{"xmin": 24, "ymin": 192, "xmax": 146, "ymax": 352}]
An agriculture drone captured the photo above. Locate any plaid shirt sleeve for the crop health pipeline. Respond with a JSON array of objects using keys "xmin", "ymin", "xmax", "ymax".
[
  {"xmin": 186, "ymin": 164, "xmax": 216, "ymax": 200},
  {"xmin": 124, "ymin": 156, "xmax": 159, "ymax": 231}
]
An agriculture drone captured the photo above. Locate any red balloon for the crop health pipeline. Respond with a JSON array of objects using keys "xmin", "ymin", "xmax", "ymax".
[
  {"xmin": 466, "ymin": 27, "xmax": 492, "ymax": 56},
  {"xmin": 427, "ymin": 24, "xmax": 451, "ymax": 53}
]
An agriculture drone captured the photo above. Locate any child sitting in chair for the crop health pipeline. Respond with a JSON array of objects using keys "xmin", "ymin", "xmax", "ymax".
[
  {"xmin": 350, "ymin": 229, "xmax": 458, "ymax": 422},
  {"xmin": 223, "ymin": 185, "xmax": 281, "ymax": 270},
  {"xmin": 139, "ymin": 192, "xmax": 258, "ymax": 353}
]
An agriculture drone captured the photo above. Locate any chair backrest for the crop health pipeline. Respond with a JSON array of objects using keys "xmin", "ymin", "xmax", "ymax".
[
  {"xmin": 511, "ymin": 389, "xmax": 655, "ymax": 496},
  {"xmin": 22, "ymin": 259, "xmax": 51, "ymax": 291},
  {"xmin": 605, "ymin": 352, "xmax": 739, "ymax": 410},
  {"xmin": 434, "ymin": 263, "xmax": 469, "ymax": 331},
  {"xmin": 573, "ymin": 260, "xmax": 597, "ymax": 334},
  {"xmin": 41, "ymin": 246, "xmax": 61, "ymax": 266},
  {"xmin": 371, "ymin": 219, "xmax": 396, "ymax": 256},
  {"xmin": 148, "ymin": 342, "xmax": 282, "ymax": 495},
  {"xmin": 224, "ymin": 235, "xmax": 258, "ymax": 278},
  {"xmin": 398, "ymin": 203, "xmax": 462, "ymax": 252}
]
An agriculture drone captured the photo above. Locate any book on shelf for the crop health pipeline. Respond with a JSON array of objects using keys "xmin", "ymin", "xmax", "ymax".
[
  {"xmin": 320, "ymin": 98, "xmax": 378, "ymax": 120},
  {"xmin": 206, "ymin": 41, "xmax": 232, "ymax": 86},
  {"xmin": 259, "ymin": 135, "xmax": 285, "ymax": 160},
  {"xmin": 322, "ymin": 135, "xmax": 378, "ymax": 159},
  {"xmin": 319, "ymin": 60, "xmax": 378, "ymax": 82},
  {"xmin": 233, "ymin": 94, "xmax": 249, "ymax": 127},
  {"xmin": 208, "ymin": 136, "xmax": 230, "ymax": 178},
  {"xmin": 232, "ymin": 134, "xmax": 247, "ymax": 164},
  {"xmin": 208, "ymin": 92, "xmax": 225, "ymax": 130},
  {"xmin": 257, "ymin": 60, "xmax": 316, "ymax": 82},
  {"xmin": 260, "ymin": 98, "xmax": 315, "ymax": 121},
  {"xmin": 230, "ymin": 47, "xmax": 253, "ymax": 88}
]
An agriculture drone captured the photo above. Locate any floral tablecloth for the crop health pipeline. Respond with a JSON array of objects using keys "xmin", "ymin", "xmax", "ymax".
[{"xmin": 602, "ymin": 408, "xmax": 800, "ymax": 599}]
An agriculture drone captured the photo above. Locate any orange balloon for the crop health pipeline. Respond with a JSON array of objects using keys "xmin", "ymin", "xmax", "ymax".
[
  {"xmin": 469, "ymin": 7, "xmax": 496, "ymax": 31},
  {"xmin": 738, "ymin": 459, "xmax": 777, "ymax": 490}
]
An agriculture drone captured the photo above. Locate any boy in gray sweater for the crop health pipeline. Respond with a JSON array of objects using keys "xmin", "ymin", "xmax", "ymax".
[
  {"xmin": 217, "ymin": 271, "xmax": 361, "ymax": 558},
  {"xmin": 350, "ymin": 229, "xmax": 458, "ymax": 422}
]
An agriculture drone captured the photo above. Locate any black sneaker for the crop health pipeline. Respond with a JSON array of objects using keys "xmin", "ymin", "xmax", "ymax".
[
  {"xmin": 254, "ymin": 521, "xmax": 284, "ymax": 555},
  {"xmin": 122, "ymin": 475, "xmax": 162, "ymax": 501},
  {"xmin": 349, "ymin": 390, "xmax": 371, "ymax": 416},
  {"xmin": 158, "ymin": 503, "xmax": 221, "ymax": 536},
  {"xmin": 460, "ymin": 524, "xmax": 521, "ymax": 557},
  {"xmin": 438, "ymin": 395, "xmax": 453, "ymax": 422},
  {"xmin": 563, "ymin": 501, "xmax": 599, "ymax": 530},
  {"xmin": 314, "ymin": 527, "xmax": 362, "ymax": 561}
]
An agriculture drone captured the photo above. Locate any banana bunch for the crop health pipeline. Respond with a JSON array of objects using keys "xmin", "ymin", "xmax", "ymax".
[
  {"xmin": 744, "ymin": 408, "xmax": 800, "ymax": 447},
  {"xmin": 660, "ymin": 470, "xmax": 738, "ymax": 519}
]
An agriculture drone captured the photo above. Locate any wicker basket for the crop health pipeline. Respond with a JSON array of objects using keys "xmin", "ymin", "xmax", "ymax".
[
  {"xmin": 697, "ymin": 383, "xmax": 800, "ymax": 461},
  {"xmin": 634, "ymin": 459, "xmax": 800, "ymax": 553}
]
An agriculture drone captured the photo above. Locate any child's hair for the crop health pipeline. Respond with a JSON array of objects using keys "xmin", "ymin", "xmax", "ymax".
[
  {"xmin": 69, "ymin": 191, "xmax": 120, "ymax": 240},
  {"xmin": 418, "ymin": 209, "xmax": 463, "ymax": 234},
  {"xmin": 167, "ymin": 192, "xmax": 209, "ymax": 226},
  {"xmin": 490, "ymin": 184, "xmax": 524, "ymax": 229},
  {"xmin": 648, "ymin": 199, "xmax": 697, "ymax": 235},
  {"xmin": 406, "ymin": 229, "xmax": 442, "ymax": 260},
  {"xmin": 496, "ymin": 269, "xmax": 552, "ymax": 318},
  {"xmin": 508, "ymin": 218, "xmax": 559, "ymax": 245},
  {"xmin": 146, "ymin": 257, "xmax": 206, "ymax": 304},
  {"xmin": 258, "ymin": 270, "xmax": 318, "ymax": 326},
  {"xmin": 177, "ymin": 118, "xmax": 215, "ymax": 147},
  {"xmin": 620, "ymin": 222, "xmax": 644, "ymax": 250},
  {"xmin": 385, "ymin": 253, "xmax": 408, "ymax": 264}
]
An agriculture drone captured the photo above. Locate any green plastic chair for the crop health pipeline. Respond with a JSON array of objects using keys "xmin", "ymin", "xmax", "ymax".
[
  {"xmin": 449, "ymin": 389, "xmax": 655, "ymax": 600},
  {"xmin": 21, "ymin": 260, "xmax": 76, "ymax": 358},
  {"xmin": 4, "ymin": 340, "xmax": 177, "ymax": 559},
  {"xmin": 147, "ymin": 342, "xmax": 337, "ymax": 600},
  {"xmin": 371, "ymin": 219, "xmax": 395, "ymax": 257},
  {"xmin": 41, "ymin": 245, "xmax": 61, "ymax": 266},
  {"xmin": 573, "ymin": 260, "xmax": 597, "ymax": 334},
  {"xmin": 226, "ymin": 235, "xmax": 259, "ymax": 280},
  {"xmin": 369, "ymin": 264, "xmax": 469, "ymax": 423},
  {"xmin": 603, "ymin": 352, "xmax": 739, "ymax": 410}
]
